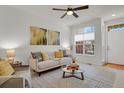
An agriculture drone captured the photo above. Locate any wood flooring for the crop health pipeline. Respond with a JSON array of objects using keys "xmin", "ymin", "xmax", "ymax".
[{"xmin": 103, "ymin": 63, "xmax": 124, "ymax": 70}]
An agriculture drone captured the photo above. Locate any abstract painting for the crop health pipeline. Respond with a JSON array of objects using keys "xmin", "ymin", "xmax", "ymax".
[
  {"xmin": 48, "ymin": 30, "xmax": 60, "ymax": 45},
  {"xmin": 30, "ymin": 26, "xmax": 47, "ymax": 45}
]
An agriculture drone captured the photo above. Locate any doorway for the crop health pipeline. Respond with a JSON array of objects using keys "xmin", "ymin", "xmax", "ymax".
[{"xmin": 106, "ymin": 24, "xmax": 124, "ymax": 65}]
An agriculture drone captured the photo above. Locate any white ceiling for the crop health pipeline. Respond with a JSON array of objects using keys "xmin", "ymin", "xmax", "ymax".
[{"xmin": 11, "ymin": 5, "xmax": 124, "ymax": 26}]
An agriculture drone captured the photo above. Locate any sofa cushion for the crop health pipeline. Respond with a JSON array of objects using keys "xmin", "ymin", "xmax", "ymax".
[
  {"xmin": 59, "ymin": 57, "xmax": 72, "ymax": 65},
  {"xmin": 38, "ymin": 60, "xmax": 59, "ymax": 69},
  {"xmin": 31, "ymin": 52, "xmax": 42, "ymax": 62},
  {"xmin": 47, "ymin": 52, "xmax": 54, "ymax": 60}
]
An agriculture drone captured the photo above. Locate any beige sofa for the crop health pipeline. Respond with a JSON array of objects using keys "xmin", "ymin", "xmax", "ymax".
[{"xmin": 29, "ymin": 55, "xmax": 72, "ymax": 76}]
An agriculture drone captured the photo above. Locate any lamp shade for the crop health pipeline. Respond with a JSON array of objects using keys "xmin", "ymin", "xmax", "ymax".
[{"xmin": 6, "ymin": 49, "xmax": 15, "ymax": 58}]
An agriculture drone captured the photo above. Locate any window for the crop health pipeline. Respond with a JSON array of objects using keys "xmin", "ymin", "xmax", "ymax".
[
  {"xmin": 74, "ymin": 27, "xmax": 95, "ymax": 55},
  {"xmin": 108, "ymin": 24, "xmax": 124, "ymax": 31},
  {"xmin": 75, "ymin": 34, "xmax": 83, "ymax": 54}
]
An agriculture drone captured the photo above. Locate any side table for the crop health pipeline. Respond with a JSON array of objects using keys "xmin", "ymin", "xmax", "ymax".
[{"xmin": 12, "ymin": 61, "xmax": 22, "ymax": 67}]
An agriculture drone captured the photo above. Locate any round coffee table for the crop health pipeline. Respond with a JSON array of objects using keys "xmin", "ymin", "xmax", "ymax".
[{"xmin": 62, "ymin": 67, "xmax": 84, "ymax": 80}]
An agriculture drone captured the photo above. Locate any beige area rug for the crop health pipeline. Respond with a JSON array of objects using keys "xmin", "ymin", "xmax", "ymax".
[{"xmin": 31, "ymin": 63, "xmax": 118, "ymax": 88}]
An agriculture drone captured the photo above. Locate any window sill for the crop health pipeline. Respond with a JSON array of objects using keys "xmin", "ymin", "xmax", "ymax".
[{"xmin": 75, "ymin": 54, "xmax": 95, "ymax": 57}]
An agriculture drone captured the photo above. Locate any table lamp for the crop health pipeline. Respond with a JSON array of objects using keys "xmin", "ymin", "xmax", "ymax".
[{"xmin": 6, "ymin": 49, "xmax": 15, "ymax": 62}]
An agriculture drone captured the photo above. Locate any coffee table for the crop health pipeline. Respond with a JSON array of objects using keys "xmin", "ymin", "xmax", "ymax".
[{"xmin": 62, "ymin": 67, "xmax": 84, "ymax": 80}]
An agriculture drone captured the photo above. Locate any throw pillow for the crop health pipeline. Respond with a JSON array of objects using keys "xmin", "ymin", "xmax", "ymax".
[
  {"xmin": 47, "ymin": 52, "xmax": 54, "ymax": 60},
  {"xmin": 59, "ymin": 50, "xmax": 68, "ymax": 57},
  {"xmin": 31, "ymin": 52, "xmax": 43, "ymax": 62},
  {"xmin": 41, "ymin": 52, "xmax": 49, "ymax": 61},
  {"xmin": 0, "ymin": 61, "xmax": 15, "ymax": 76},
  {"xmin": 54, "ymin": 51, "xmax": 63, "ymax": 58}
]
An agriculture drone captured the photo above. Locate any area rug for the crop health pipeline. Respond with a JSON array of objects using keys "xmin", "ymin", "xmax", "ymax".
[{"xmin": 31, "ymin": 63, "xmax": 119, "ymax": 88}]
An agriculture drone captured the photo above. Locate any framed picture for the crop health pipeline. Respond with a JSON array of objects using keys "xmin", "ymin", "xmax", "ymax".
[
  {"xmin": 30, "ymin": 26, "xmax": 47, "ymax": 45},
  {"xmin": 48, "ymin": 30, "xmax": 60, "ymax": 45}
]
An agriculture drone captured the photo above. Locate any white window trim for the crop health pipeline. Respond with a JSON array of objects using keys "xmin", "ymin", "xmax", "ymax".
[{"xmin": 74, "ymin": 27, "xmax": 95, "ymax": 55}]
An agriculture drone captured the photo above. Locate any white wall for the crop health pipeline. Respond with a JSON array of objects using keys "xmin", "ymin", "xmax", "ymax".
[
  {"xmin": 101, "ymin": 19, "xmax": 106, "ymax": 64},
  {"xmin": 70, "ymin": 18, "xmax": 103, "ymax": 65},
  {"xmin": 0, "ymin": 6, "xmax": 70, "ymax": 65}
]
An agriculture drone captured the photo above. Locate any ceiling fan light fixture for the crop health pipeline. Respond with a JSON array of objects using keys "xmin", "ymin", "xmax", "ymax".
[
  {"xmin": 112, "ymin": 14, "xmax": 116, "ymax": 17},
  {"xmin": 52, "ymin": 5, "xmax": 89, "ymax": 18},
  {"xmin": 67, "ymin": 11, "xmax": 73, "ymax": 15}
]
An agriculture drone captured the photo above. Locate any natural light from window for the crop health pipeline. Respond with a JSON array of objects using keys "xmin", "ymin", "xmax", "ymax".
[
  {"xmin": 108, "ymin": 24, "xmax": 124, "ymax": 31},
  {"xmin": 74, "ymin": 26, "xmax": 95, "ymax": 55}
]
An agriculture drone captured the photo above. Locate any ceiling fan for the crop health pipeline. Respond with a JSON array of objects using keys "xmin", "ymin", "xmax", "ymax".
[{"xmin": 52, "ymin": 5, "xmax": 89, "ymax": 18}]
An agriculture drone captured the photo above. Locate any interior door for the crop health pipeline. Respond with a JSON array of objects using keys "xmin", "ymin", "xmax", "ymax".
[{"xmin": 107, "ymin": 30, "xmax": 124, "ymax": 65}]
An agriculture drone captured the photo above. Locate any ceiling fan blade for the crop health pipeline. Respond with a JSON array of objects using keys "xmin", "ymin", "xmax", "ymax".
[
  {"xmin": 73, "ymin": 12, "xmax": 79, "ymax": 18},
  {"xmin": 52, "ymin": 8, "xmax": 67, "ymax": 11},
  {"xmin": 60, "ymin": 13, "xmax": 67, "ymax": 18},
  {"xmin": 73, "ymin": 5, "xmax": 89, "ymax": 11}
]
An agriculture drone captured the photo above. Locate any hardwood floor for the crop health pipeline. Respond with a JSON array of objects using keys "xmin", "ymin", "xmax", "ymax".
[{"xmin": 103, "ymin": 63, "xmax": 124, "ymax": 70}]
